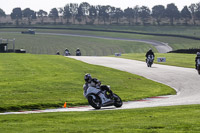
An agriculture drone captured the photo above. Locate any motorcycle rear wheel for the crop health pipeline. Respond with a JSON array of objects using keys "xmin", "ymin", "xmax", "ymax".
[{"xmin": 88, "ymin": 94, "xmax": 102, "ymax": 109}]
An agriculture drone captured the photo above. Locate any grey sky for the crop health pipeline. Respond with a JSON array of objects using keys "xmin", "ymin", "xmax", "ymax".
[{"xmin": 2, "ymin": 0, "xmax": 200, "ymax": 14}]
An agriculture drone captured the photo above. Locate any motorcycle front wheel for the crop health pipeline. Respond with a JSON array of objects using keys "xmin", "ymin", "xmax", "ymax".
[
  {"xmin": 113, "ymin": 94, "xmax": 123, "ymax": 108},
  {"xmin": 88, "ymin": 94, "xmax": 102, "ymax": 109}
]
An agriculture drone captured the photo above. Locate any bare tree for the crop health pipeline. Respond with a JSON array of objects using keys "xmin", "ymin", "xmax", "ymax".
[
  {"xmin": 189, "ymin": 3, "xmax": 197, "ymax": 25},
  {"xmin": 70, "ymin": 3, "xmax": 78, "ymax": 24},
  {"xmin": 133, "ymin": 5, "xmax": 140, "ymax": 25}
]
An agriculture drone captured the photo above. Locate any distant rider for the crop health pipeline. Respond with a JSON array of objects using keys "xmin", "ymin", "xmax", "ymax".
[
  {"xmin": 83, "ymin": 73, "xmax": 113, "ymax": 97},
  {"xmin": 145, "ymin": 48, "xmax": 155, "ymax": 62},
  {"xmin": 195, "ymin": 52, "xmax": 200, "ymax": 69},
  {"xmin": 64, "ymin": 48, "xmax": 70, "ymax": 56},
  {"xmin": 56, "ymin": 51, "xmax": 60, "ymax": 55},
  {"xmin": 76, "ymin": 48, "xmax": 81, "ymax": 56}
]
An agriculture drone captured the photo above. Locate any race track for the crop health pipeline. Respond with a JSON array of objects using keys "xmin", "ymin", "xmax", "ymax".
[
  {"xmin": 1, "ymin": 56, "xmax": 200, "ymax": 115},
  {"xmin": 37, "ymin": 32, "xmax": 172, "ymax": 53},
  {"xmin": 0, "ymin": 31, "xmax": 172, "ymax": 53},
  {"xmin": 0, "ymin": 32, "xmax": 196, "ymax": 115},
  {"xmin": 69, "ymin": 56, "xmax": 200, "ymax": 108}
]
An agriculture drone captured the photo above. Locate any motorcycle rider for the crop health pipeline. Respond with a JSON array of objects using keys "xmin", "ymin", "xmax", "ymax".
[
  {"xmin": 195, "ymin": 52, "xmax": 200, "ymax": 69},
  {"xmin": 64, "ymin": 48, "xmax": 70, "ymax": 56},
  {"xmin": 76, "ymin": 48, "xmax": 81, "ymax": 56},
  {"xmin": 145, "ymin": 48, "xmax": 155, "ymax": 62},
  {"xmin": 56, "ymin": 51, "xmax": 60, "ymax": 55},
  {"xmin": 83, "ymin": 73, "xmax": 113, "ymax": 98}
]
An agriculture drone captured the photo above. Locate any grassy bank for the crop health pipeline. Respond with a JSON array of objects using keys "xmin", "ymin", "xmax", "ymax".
[
  {"xmin": 1, "ymin": 105, "xmax": 200, "ymax": 132},
  {"xmin": 0, "ymin": 53, "xmax": 175, "ymax": 112},
  {"xmin": 118, "ymin": 53, "xmax": 196, "ymax": 68},
  {"xmin": 0, "ymin": 32, "xmax": 156, "ymax": 55},
  {"xmin": 2, "ymin": 25, "xmax": 200, "ymax": 37},
  {"xmin": 1, "ymin": 28, "xmax": 200, "ymax": 55}
]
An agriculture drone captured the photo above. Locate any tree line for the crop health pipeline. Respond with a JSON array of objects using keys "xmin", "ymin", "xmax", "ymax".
[{"xmin": 1, "ymin": 2, "xmax": 200, "ymax": 26}]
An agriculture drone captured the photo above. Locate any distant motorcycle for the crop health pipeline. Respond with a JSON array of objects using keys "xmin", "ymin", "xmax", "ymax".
[
  {"xmin": 64, "ymin": 51, "xmax": 70, "ymax": 56},
  {"xmin": 84, "ymin": 85, "xmax": 123, "ymax": 109},
  {"xmin": 76, "ymin": 51, "xmax": 81, "ymax": 56},
  {"xmin": 146, "ymin": 55, "xmax": 154, "ymax": 67},
  {"xmin": 196, "ymin": 58, "xmax": 200, "ymax": 75}
]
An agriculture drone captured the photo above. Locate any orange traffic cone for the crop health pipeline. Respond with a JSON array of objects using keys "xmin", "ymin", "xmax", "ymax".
[{"xmin": 63, "ymin": 102, "xmax": 67, "ymax": 108}]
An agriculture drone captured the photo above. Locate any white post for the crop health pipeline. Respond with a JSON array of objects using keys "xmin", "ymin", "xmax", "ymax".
[
  {"xmin": 13, "ymin": 38, "xmax": 15, "ymax": 52},
  {"xmin": 4, "ymin": 46, "xmax": 7, "ymax": 51}
]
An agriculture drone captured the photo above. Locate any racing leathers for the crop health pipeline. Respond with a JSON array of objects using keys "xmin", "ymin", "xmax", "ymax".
[
  {"xmin": 145, "ymin": 50, "xmax": 155, "ymax": 62},
  {"xmin": 83, "ymin": 78, "xmax": 113, "ymax": 98},
  {"xmin": 195, "ymin": 55, "xmax": 200, "ymax": 69}
]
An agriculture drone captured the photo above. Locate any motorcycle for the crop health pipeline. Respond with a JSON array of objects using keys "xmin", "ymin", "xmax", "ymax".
[
  {"xmin": 84, "ymin": 86, "xmax": 123, "ymax": 109},
  {"xmin": 76, "ymin": 51, "xmax": 81, "ymax": 56},
  {"xmin": 146, "ymin": 55, "xmax": 154, "ymax": 67},
  {"xmin": 197, "ymin": 58, "xmax": 200, "ymax": 75},
  {"xmin": 64, "ymin": 51, "xmax": 70, "ymax": 56}
]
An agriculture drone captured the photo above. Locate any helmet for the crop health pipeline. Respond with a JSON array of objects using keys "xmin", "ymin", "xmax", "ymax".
[
  {"xmin": 197, "ymin": 52, "xmax": 200, "ymax": 56},
  {"xmin": 84, "ymin": 73, "xmax": 92, "ymax": 83}
]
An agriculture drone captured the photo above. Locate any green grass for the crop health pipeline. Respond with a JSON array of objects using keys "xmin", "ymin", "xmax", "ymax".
[
  {"xmin": 3, "ymin": 25, "xmax": 200, "ymax": 37},
  {"xmin": 0, "ymin": 26, "xmax": 199, "ymax": 132},
  {"xmin": 0, "ymin": 53, "xmax": 175, "ymax": 112},
  {"xmin": 1, "ymin": 105, "xmax": 200, "ymax": 132},
  {"xmin": 1, "ymin": 28, "xmax": 200, "ymax": 55},
  {"xmin": 0, "ymin": 32, "xmax": 156, "ymax": 55},
  {"xmin": 118, "ymin": 53, "xmax": 196, "ymax": 68}
]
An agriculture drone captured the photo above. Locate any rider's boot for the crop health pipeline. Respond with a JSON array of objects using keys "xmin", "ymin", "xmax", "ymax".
[{"xmin": 108, "ymin": 90, "xmax": 114, "ymax": 99}]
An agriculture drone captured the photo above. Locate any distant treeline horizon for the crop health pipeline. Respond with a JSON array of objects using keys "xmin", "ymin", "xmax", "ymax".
[{"xmin": 1, "ymin": 2, "xmax": 200, "ymax": 26}]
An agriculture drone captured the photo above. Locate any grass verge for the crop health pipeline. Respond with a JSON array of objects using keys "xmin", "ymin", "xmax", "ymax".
[
  {"xmin": 0, "ymin": 105, "xmax": 200, "ymax": 132},
  {"xmin": 1, "ymin": 28, "xmax": 200, "ymax": 55},
  {"xmin": 118, "ymin": 53, "xmax": 196, "ymax": 68},
  {"xmin": 0, "ymin": 31, "xmax": 156, "ymax": 55}
]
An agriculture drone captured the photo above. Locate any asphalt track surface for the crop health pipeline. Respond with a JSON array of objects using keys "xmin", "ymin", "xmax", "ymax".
[
  {"xmin": 69, "ymin": 56, "xmax": 200, "ymax": 107},
  {"xmin": 1, "ymin": 56, "xmax": 200, "ymax": 115}
]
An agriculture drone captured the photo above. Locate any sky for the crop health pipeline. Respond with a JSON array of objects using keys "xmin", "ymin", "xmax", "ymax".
[{"xmin": 2, "ymin": 0, "xmax": 200, "ymax": 14}]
